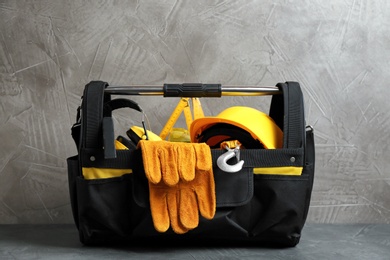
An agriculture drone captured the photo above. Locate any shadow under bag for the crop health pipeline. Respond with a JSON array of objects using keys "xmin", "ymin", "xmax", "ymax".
[{"xmin": 67, "ymin": 81, "xmax": 315, "ymax": 247}]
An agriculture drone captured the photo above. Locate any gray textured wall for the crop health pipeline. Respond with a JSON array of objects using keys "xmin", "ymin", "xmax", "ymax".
[{"xmin": 1, "ymin": 0, "xmax": 389, "ymax": 224}]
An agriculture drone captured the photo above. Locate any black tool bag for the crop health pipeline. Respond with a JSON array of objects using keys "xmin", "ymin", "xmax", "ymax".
[{"xmin": 67, "ymin": 81, "xmax": 315, "ymax": 247}]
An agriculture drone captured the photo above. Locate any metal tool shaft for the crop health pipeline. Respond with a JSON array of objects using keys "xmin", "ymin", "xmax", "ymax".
[{"xmin": 105, "ymin": 85, "xmax": 281, "ymax": 96}]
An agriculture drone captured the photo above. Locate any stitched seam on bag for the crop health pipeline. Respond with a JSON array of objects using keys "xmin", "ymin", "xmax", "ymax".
[
  {"xmin": 254, "ymin": 175, "xmax": 309, "ymax": 181},
  {"xmin": 77, "ymin": 174, "xmax": 131, "ymax": 184}
]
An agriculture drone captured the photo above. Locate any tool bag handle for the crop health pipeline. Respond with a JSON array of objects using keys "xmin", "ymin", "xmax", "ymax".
[
  {"xmin": 77, "ymin": 81, "xmax": 305, "ymax": 155},
  {"xmin": 80, "ymin": 82, "xmax": 145, "ymax": 160},
  {"xmin": 270, "ymin": 81, "xmax": 305, "ymax": 149},
  {"xmin": 80, "ymin": 81, "xmax": 110, "ymax": 151},
  {"xmin": 104, "ymin": 84, "xmax": 281, "ymax": 96},
  {"xmin": 103, "ymin": 81, "xmax": 305, "ymax": 148}
]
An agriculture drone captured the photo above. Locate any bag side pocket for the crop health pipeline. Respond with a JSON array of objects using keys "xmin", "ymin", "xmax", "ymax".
[
  {"xmin": 67, "ymin": 155, "xmax": 80, "ymax": 228},
  {"xmin": 76, "ymin": 174, "xmax": 133, "ymax": 245},
  {"xmin": 249, "ymin": 173, "xmax": 311, "ymax": 246}
]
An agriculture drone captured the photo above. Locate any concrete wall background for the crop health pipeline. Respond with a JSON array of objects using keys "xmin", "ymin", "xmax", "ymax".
[{"xmin": 1, "ymin": 0, "xmax": 389, "ymax": 224}]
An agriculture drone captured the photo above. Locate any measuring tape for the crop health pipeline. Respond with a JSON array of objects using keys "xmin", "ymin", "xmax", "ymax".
[
  {"xmin": 192, "ymin": 97, "xmax": 204, "ymax": 119},
  {"xmin": 159, "ymin": 98, "xmax": 204, "ymax": 140}
]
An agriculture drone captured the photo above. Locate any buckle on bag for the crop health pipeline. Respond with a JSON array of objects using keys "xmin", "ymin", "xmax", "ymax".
[{"xmin": 217, "ymin": 143, "xmax": 244, "ymax": 173}]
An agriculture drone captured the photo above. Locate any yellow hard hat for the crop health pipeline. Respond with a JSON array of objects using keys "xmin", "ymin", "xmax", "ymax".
[{"xmin": 190, "ymin": 106, "xmax": 283, "ymax": 149}]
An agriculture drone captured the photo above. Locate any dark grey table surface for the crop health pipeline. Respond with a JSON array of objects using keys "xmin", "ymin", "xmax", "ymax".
[{"xmin": 1, "ymin": 224, "xmax": 389, "ymax": 259}]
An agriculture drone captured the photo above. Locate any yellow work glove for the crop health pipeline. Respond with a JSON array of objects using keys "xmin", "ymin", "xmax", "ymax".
[
  {"xmin": 148, "ymin": 167, "xmax": 216, "ymax": 234},
  {"xmin": 137, "ymin": 140, "xmax": 216, "ymax": 234},
  {"xmin": 138, "ymin": 140, "xmax": 211, "ymax": 185}
]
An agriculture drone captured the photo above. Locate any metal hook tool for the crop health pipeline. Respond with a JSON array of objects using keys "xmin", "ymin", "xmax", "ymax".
[{"xmin": 217, "ymin": 145, "xmax": 244, "ymax": 173}]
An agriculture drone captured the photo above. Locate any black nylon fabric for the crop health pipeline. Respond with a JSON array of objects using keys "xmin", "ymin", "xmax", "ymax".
[
  {"xmin": 67, "ymin": 81, "xmax": 315, "ymax": 247},
  {"xmin": 82, "ymin": 81, "xmax": 108, "ymax": 149},
  {"xmin": 129, "ymin": 154, "xmax": 254, "ymax": 208},
  {"xmin": 285, "ymin": 82, "xmax": 305, "ymax": 148},
  {"xmin": 272, "ymin": 82, "xmax": 305, "ymax": 149},
  {"xmin": 79, "ymin": 148, "xmax": 303, "ymax": 169}
]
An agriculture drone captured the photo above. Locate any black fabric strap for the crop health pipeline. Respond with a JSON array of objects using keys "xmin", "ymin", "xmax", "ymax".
[
  {"xmin": 81, "ymin": 81, "xmax": 144, "ymax": 159},
  {"xmin": 305, "ymin": 126, "xmax": 315, "ymax": 168},
  {"xmin": 81, "ymin": 81, "xmax": 109, "ymax": 149},
  {"xmin": 270, "ymin": 82, "xmax": 305, "ymax": 149},
  {"xmin": 80, "ymin": 148, "xmax": 304, "ymax": 169},
  {"xmin": 285, "ymin": 82, "xmax": 305, "ymax": 149},
  {"xmin": 102, "ymin": 117, "xmax": 116, "ymax": 159},
  {"xmin": 212, "ymin": 148, "xmax": 304, "ymax": 168},
  {"xmin": 80, "ymin": 149, "xmax": 138, "ymax": 168}
]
